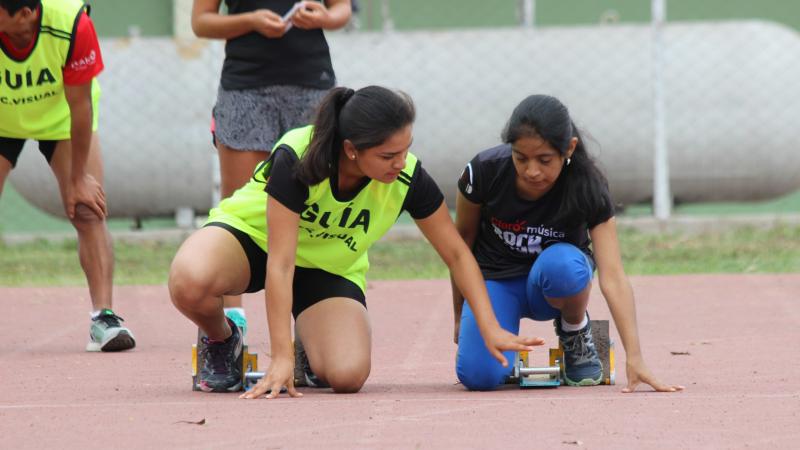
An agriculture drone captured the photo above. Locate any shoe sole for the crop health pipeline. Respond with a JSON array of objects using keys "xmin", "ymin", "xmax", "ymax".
[
  {"xmin": 563, "ymin": 363, "xmax": 604, "ymax": 387},
  {"xmin": 197, "ymin": 380, "xmax": 243, "ymax": 393},
  {"xmin": 101, "ymin": 331, "xmax": 136, "ymax": 352},
  {"xmin": 564, "ymin": 376, "xmax": 604, "ymax": 387},
  {"xmin": 86, "ymin": 330, "xmax": 136, "ymax": 352}
]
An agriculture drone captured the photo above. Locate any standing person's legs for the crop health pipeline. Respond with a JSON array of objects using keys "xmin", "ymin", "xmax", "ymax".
[
  {"xmin": 49, "ymin": 135, "xmax": 113, "ymax": 310},
  {"xmin": 456, "ymin": 278, "xmax": 525, "ymax": 390},
  {"xmin": 0, "ymin": 154, "xmax": 12, "ymax": 197},
  {"xmin": 526, "ymin": 243, "xmax": 601, "ymax": 386},
  {"xmin": 216, "ymin": 142, "xmax": 267, "ymax": 334},
  {"xmin": 0, "ymin": 137, "xmax": 27, "ymax": 199},
  {"xmin": 48, "ymin": 135, "xmax": 135, "ymax": 351},
  {"xmin": 216, "ymin": 143, "xmax": 269, "ymax": 199}
]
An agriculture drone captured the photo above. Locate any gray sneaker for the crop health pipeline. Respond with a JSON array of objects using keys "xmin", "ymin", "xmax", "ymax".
[
  {"xmin": 86, "ymin": 309, "xmax": 136, "ymax": 352},
  {"xmin": 197, "ymin": 318, "xmax": 243, "ymax": 392},
  {"xmin": 555, "ymin": 316, "xmax": 603, "ymax": 386}
]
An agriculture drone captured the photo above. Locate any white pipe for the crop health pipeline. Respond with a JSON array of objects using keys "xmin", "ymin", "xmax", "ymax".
[{"xmin": 652, "ymin": 0, "xmax": 672, "ymax": 219}]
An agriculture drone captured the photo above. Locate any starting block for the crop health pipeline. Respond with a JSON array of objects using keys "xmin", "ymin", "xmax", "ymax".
[
  {"xmin": 508, "ymin": 319, "xmax": 616, "ymax": 388},
  {"xmin": 191, "ymin": 331, "xmax": 306, "ymax": 392},
  {"xmin": 241, "ymin": 338, "xmax": 319, "ymax": 391},
  {"xmin": 191, "ymin": 327, "xmax": 258, "ymax": 391}
]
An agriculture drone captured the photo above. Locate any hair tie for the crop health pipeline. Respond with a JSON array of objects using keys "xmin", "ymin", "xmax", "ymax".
[{"xmin": 341, "ymin": 88, "xmax": 355, "ymax": 105}]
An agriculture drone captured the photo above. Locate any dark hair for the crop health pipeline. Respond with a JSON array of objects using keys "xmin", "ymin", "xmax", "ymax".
[
  {"xmin": 296, "ymin": 85, "xmax": 416, "ymax": 186},
  {"xmin": 502, "ymin": 94, "xmax": 611, "ymax": 227},
  {"xmin": 0, "ymin": 0, "xmax": 40, "ymax": 15}
]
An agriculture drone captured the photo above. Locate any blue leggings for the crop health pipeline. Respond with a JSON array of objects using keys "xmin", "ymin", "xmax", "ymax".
[{"xmin": 456, "ymin": 243, "xmax": 594, "ymax": 391}]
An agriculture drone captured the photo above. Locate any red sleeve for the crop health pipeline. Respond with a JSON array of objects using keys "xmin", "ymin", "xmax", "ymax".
[{"xmin": 63, "ymin": 11, "xmax": 104, "ymax": 86}]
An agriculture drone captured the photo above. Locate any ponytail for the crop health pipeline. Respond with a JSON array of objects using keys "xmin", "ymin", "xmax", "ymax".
[{"xmin": 296, "ymin": 86, "xmax": 416, "ymax": 186}]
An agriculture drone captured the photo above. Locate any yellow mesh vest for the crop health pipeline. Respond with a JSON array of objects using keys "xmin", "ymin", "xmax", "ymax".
[
  {"xmin": 207, "ymin": 125, "xmax": 418, "ymax": 292},
  {"xmin": 0, "ymin": 0, "xmax": 100, "ymax": 140}
]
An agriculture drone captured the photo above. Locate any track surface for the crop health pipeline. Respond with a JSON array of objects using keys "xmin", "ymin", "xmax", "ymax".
[{"xmin": 1, "ymin": 275, "xmax": 798, "ymax": 449}]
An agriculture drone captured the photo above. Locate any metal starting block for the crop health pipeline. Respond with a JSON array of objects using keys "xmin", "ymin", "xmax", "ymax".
[
  {"xmin": 191, "ymin": 327, "xmax": 258, "ymax": 391},
  {"xmin": 191, "ymin": 333, "xmax": 305, "ymax": 392},
  {"xmin": 508, "ymin": 320, "xmax": 616, "ymax": 388}
]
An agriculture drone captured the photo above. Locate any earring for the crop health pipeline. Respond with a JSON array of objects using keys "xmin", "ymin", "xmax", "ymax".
[
  {"xmin": 566, "ymin": 158, "xmax": 571, "ymax": 166},
  {"xmin": 349, "ymin": 154, "xmax": 356, "ymax": 160}
]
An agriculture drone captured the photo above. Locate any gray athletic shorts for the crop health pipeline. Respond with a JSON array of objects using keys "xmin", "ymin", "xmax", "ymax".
[{"xmin": 212, "ymin": 84, "xmax": 328, "ymax": 152}]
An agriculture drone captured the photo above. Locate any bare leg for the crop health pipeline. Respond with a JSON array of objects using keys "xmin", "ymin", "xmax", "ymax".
[
  {"xmin": 295, "ymin": 298, "xmax": 371, "ymax": 393},
  {"xmin": 49, "ymin": 135, "xmax": 113, "ymax": 310},
  {"xmin": 0, "ymin": 155, "xmax": 12, "ymax": 197},
  {"xmin": 169, "ymin": 226, "xmax": 251, "ymax": 340},
  {"xmin": 0, "ymin": 155, "xmax": 10, "ymax": 260},
  {"xmin": 216, "ymin": 142, "xmax": 269, "ymax": 311},
  {"xmin": 545, "ymin": 283, "xmax": 592, "ymax": 325}
]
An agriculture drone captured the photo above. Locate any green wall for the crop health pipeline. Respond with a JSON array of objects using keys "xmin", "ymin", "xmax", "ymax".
[
  {"xmin": 87, "ymin": 0, "xmax": 800, "ymax": 37},
  {"xmin": 89, "ymin": 0, "xmax": 173, "ymax": 37},
  {"xmin": 367, "ymin": 0, "xmax": 800, "ymax": 31}
]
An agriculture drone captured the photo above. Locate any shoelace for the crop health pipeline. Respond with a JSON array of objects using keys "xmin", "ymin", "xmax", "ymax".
[
  {"xmin": 562, "ymin": 332, "xmax": 595, "ymax": 362},
  {"xmin": 201, "ymin": 337, "xmax": 232, "ymax": 374},
  {"xmin": 95, "ymin": 313, "xmax": 123, "ymax": 328}
]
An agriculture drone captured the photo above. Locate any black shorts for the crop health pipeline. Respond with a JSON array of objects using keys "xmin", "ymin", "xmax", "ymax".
[
  {"xmin": 206, "ymin": 222, "xmax": 366, "ymax": 318},
  {"xmin": 0, "ymin": 137, "xmax": 58, "ymax": 167}
]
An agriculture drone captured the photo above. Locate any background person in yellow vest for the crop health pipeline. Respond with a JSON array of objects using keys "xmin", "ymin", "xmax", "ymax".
[
  {"xmin": 169, "ymin": 86, "xmax": 543, "ymax": 395},
  {"xmin": 0, "ymin": 0, "xmax": 135, "ymax": 351}
]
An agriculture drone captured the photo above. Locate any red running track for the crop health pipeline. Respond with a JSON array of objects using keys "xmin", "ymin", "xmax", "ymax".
[{"xmin": 1, "ymin": 275, "xmax": 798, "ymax": 449}]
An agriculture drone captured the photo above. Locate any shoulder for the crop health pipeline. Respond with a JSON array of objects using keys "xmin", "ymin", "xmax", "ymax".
[
  {"xmin": 468, "ymin": 144, "xmax": 512, "ymax": 178},
  {"xmin": 474, "ymin": 144, "xmax": 512, "ymax": 165},
  {"xmin": 402, "ymin": 158, "xmax": 444, "ymax": 220},
  {"xmin": 274, "ymin": 125, "xmax": 314, "ymax": 153},
  {"xmin": 458, "ymin": 144, "xmax": 512, "ymax": 200}
]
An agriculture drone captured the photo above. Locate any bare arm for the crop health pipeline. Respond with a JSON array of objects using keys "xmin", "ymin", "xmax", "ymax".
[
  {"xmin": 417, "ymin": 203, "xmax": 543, "ymax": 367},
  {"xmin": 63, "ymin": 81, "xmax": 105, "ymax": 219},
  {"xmin": 241, "ymin": 196, "xmax": 302, "ymax": 399},
  {"xmin": 192, "ymin": 0, "xmax": 285, "ymax": 39},
  {"xmin": 292, "ymin": 0, "xmax": 352, "ymax": 30},
  {"xmin": 591, "ymin": 217, "xmax": 684, "ymax": 393},
  {"xmin": 450, "ymin": 191, "xmax": 481, "ymax": 343}
]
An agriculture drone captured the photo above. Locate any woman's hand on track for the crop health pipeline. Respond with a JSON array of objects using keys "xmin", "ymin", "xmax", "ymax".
[{"xmin": 240, "ymin": 355, "xmax": 302, "ymax": 399}]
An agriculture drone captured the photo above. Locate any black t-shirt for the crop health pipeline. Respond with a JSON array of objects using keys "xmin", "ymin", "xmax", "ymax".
[
  {"xmin": 266, "ymin": 147, "xmax": 444, "ymax": 219},
  {"xmin": 458, "ymin": 144, "xmax": 614, "ymax": 280},
  {"xmin": 221, "ymin": 0, "xmax": 335, "ymax": 90}
]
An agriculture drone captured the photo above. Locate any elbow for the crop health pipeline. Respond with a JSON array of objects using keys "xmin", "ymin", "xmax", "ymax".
[
  {"xmin": 190, "ymin": 15, "xmax": 210, "ymax": 38},
  {"xmin": 190, "ymin": 22, "xmax": 205, "ymax": 38}
]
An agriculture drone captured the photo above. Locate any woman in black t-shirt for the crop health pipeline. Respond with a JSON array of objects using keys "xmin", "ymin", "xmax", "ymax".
[{"xmin": 451, "ymin": 95, "xmax": 684, "ymax": 393}]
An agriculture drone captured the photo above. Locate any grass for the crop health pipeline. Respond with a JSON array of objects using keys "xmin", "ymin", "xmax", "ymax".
[
  {"xmin": 3, "ymin": 183, "xmax": 800, "ymax": 286},
  {"xmin": 617, "ymin": 224, "xmax": 800, "ymax": 274},
  {"xmin": 0, "ymin": 239, "xmax": 178, "ymax": 286},
  {"xmin": 1, "ymin": 225, "xmax": 798, "ymax": 287}
]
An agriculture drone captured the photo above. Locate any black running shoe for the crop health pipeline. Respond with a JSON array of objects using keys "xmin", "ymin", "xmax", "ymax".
[
  {"xmin": 554, "ymin": 315, "xmax": 603, "ymax": 386},
  {"xmin": 293, "ymin": 338, "xmax": 329, "ymax": 388},
  {"xmin": 197, "ymin": 318, "xmax": 243, "ymax": 392}
]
